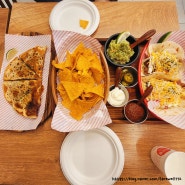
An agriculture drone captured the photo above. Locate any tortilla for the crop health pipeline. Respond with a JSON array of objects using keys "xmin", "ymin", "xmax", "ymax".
[
  {"xmin": 3, "ymin": 57, "xmax": 38, "ymax": 81},
  {"xmin": 144, "ymin": 41, "xmax": 185, "ymax": 81},
  {"xmin": 19, "ymin": 46, "xmax": 47, "ymax": 78},
  {"xmin": 147, "ymin": 41, "xmax": 184, "ymax": 60},
  {"xmin": 3, "ymin": 80, "xmax": 43, "ymax": 118},
  {"xmin": 3, "ymin": 46, "xmax": 47, "ymax": 118},
  {"xmin": 141, "ymin": 40, "xmax": 185, "ymax": 113}
]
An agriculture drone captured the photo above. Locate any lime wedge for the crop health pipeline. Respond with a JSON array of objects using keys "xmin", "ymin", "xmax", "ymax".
[
  {"xmin": 157, "ymin": 31, "xmax": 172, "ymax": 43},
  {"xmin": 6, "ymin": 48, "xmax": 18, "ymax": 61},
  {"xmin": 116, "ymin": 31, "xmax": 130, "ymax": 43}
]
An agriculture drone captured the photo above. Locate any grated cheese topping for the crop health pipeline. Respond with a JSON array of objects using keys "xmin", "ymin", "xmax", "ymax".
[
  {"xmin": 148, "ymin": 51, "xmax": 181, "ymax": 76},
  {"xmin": 147, "ymin": 78, "xmax": 182, "ymax": 108}
]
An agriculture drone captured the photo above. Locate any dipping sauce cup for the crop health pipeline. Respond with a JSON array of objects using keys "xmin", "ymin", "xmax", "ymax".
[
  {"xmin": 104, "ymin": 33, "xmax": 140, "ymax": 67},
  {"xmin": 123, "ymin": 99, "xmax": 148, "ymax": 123},
  {"xmin": 120, "ymin": 66, "xmax": 138, "ymax": 88},
  {"xmin": 107, "ymin": 85, "xmax": 129, "ymax": 107}
]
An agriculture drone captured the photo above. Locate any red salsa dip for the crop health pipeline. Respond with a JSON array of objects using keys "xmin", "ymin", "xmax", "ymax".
[{"xmin": 124, "ymin": 101, "xmax": 147, "ymax": 123}]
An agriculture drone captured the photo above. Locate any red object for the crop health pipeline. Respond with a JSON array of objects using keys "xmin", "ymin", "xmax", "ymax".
[
  {"xmin": 137, "ymin": 40, "xmax": 162, "ymax": 120},
  {"xmin": 157, "ymin": 147, "xmax": 171, "ymax": 156}
]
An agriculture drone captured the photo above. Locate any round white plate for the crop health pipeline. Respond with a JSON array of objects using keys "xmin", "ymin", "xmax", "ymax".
[
  {"xmin": 49, "ymin": 0, "xmax": 100, "ymax": 35},
  {"xmin": 60, "ymin": 126, "xmax": 124, "ymax": 185}
]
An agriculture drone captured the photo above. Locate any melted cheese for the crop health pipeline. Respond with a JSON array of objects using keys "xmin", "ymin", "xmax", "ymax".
[
  {"xmin": 149, "ymin": 51, "xmax": 180, "ymax": 76},
  {"xmin": 147, "ymin": 78, "xmax": 182, "ymax": 108}
]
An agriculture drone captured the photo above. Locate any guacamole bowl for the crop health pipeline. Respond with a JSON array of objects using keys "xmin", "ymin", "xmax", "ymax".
[{"xmin": 104, "ymin": 33, "xmax": 140, "ymax": 67}]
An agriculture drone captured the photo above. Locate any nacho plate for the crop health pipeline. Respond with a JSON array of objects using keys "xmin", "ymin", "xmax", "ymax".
[
  {"xmin": 50, "ymin": 32, "xmax": 111, "ymax": 124},
  {"xmin": 51, "ymin": 50, "xmax": 110, "ymax": 106}
]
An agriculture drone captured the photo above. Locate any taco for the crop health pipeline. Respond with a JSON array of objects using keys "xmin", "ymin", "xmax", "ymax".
[
  {"xmin": 147, "ymin": 41, "xmax": 184, "ymax": 60},
  {"xmin": 142, "ymin": 41, "xmax": 185, "ymax": 81},
  {"xmin": 141, "ymin": 40, "xmax": 185, "ymax": 113}
]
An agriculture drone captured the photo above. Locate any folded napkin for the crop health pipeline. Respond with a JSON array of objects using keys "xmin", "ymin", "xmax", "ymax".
[
  {"xmin": 51, "ymin": 30, "xmax": 112, "ymax": 132},
  {"xmin": 0, "ymin": 34, "xmax": 51, "ymax": 131}
]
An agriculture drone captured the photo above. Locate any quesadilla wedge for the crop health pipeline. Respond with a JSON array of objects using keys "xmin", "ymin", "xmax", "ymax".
[
  {"xmin": 19, "ymin": 46, "xmax": 47, "ymax": 78},
  {"xmin": 3, "ymin": 46, "xmax": 47, "ymax": 118},
  {"xmin": 3, "ymin": 57, "xmax": 39, "ymax": 81},
  {"xmin": 3, "ymin": 80, "xmax": 43, "ymax": 118}
]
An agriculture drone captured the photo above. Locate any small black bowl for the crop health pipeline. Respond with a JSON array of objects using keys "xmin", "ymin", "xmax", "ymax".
[{"xmin": 104, "ymin": 33, "xmax": 140, "ymax": 67}]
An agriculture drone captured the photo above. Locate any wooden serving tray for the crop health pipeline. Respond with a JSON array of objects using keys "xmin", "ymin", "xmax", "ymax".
[{"xmin": 21, "ymin": 32, "xmax": 56, "ymax": 124}]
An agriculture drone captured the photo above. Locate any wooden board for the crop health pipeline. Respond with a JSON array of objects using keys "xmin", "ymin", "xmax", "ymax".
[{"xmin": 0, "ymin": 8, "xmax": 9, "ymax": 69}]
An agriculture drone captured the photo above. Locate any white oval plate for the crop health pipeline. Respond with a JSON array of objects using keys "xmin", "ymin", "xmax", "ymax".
[
  {"xmin": 49, "ymin": 0, "xmax": 100, "ymax": 35},
  {"xmin": 60, "ymin": 126, "xmax": 124, "ymax": 185}
]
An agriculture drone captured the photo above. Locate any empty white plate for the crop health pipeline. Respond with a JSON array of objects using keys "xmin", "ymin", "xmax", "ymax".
[
  {"xmin": 60, "ymin": 126, "xmax": 124, "ymax": 185},
  {"xmin": 49, "ymin": 0, "xmax": 100, "ymax": 35}
]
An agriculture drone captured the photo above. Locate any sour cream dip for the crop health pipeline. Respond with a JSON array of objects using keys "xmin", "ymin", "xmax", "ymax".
[{"xmin": 108, "ymin": 87, "xmax": 126, "ymax": 107}]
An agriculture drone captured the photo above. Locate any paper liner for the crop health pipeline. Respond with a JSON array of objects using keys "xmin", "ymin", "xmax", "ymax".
[
  {"xmin": 140, "ymin": 31, "xmax": 185, "ymax": 129},
  {"xmin": 51, "ymin": 30, "xmax": 112, "ymax": 132},
  {"xmin": 0, "ymin": 34, "xmax": 51, "ymax": 131}
]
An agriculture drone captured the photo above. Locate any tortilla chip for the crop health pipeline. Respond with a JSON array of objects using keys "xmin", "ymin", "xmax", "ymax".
[
  {"xmin": 90, "ymin": 53, "xmax": 104, "ymax": 72},
  {"xmin": 61, "ymin": 81, "xmax": 85, "ymax": 101},
  {"xmin": 76, "ymin": 55, "xmax": 91, "ymax": 71},
  {"xmin": 62, "ymin": 94, "xmax": 72, "ymax": 109},
  {"xmin": 72, "ymin": 42, "xmax": 84, "ymax": 56},
  {"xmin": 91, "ymin": 69, "xmax": 104, "ymax": 84},
  {"xmin": 81, "ymin": 92, "xmax": 94, "ymax": 100},
  {"xmin": 58, "ymin": 68, "xmax": 73, "ymax": 82},
  {"xmin": 64, "ymin": 51, "xmax": 75, "ymax": 69},
  {"xmin": 53, "ymin": 42, "xmax": 104, "ymax": 120},
  {"xmin": 70, "ymin": 95, "xmax": 101, "ymax": 120},
  {"xmin": 80, "ymin": 19, "xmax": 89, "ymax": 29},
  {"xmin": 84, "ymin": 84, "xmax": 104, "ymax": 98}
]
